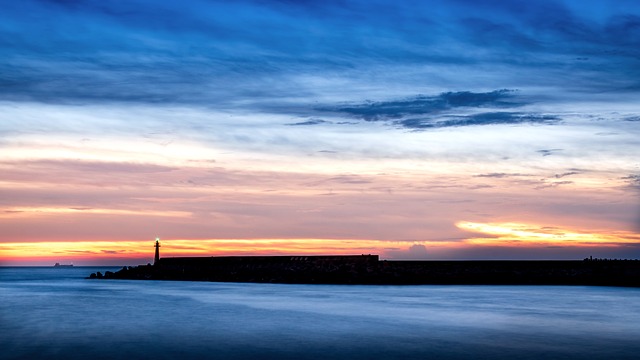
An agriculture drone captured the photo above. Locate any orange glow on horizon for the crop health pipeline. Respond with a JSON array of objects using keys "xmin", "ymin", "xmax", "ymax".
[
  {"xmin": 3, "ymin": 222, "xmax": 639, "ymax": 265},
  {"xmin": 457, "ymin": 221, "xmax": 640, "ymax": 247},
  {"xmin": 0, "ymin": 238, "xmax": 461, "ymax": 264}
]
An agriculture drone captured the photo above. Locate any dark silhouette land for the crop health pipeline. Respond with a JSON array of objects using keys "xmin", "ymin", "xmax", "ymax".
[{"xmin": 89, "ymin": 254, "xmax": 640, "ymax": 287}]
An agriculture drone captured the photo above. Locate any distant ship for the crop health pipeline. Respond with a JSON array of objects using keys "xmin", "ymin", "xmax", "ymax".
[{"xmin": 53, "ymin": 263, "xmax": 73, "ymax": 268}]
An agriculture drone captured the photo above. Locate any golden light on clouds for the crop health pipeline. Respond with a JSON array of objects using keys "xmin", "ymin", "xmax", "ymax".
[{"xmin": 457, "ymin": 221, "xmax": 640, "ymax": 247}]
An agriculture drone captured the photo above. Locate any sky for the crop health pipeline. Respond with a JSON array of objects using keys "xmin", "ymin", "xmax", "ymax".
[{"xmin": 1, "ymin": 0, "xmax": 639, "ymax": 265}]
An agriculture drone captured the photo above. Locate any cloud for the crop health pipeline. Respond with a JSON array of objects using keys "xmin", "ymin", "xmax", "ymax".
[
  {"xmin": 0, "ymin": 159, "xmax": 177, "ymax": 174},
  {"xmin": 383, "ymin": 243, "xmax": 431, "ymax": 260},
  {"xmin": 621, "ymin": 175, "xmax": 640, "ymax": 188},
  {"xmin": 312, "ymin": 90, "xmax": 564, "ymax": 130},
  {"xmin": 1, "ymin": 0, "xmax": 639, "ymax": 259},
  {"xmin": 535, "ymin": 181, "xmax": 573, "ymax": 190},
  {"xmin": 304, "ymin": 175, "xmax": 372, "ymax": 187},
  {"xmin": 286, "ymin": 119, "xmax": 329, "ymax": 126},
  {"xmin": 327, "ymin": 175, "xmax": 371, "ymax": 184},
  {"xmin": 324, "ymin": 90, "xmax": 524, "ymax": 121},
  {"xmin": 554, "ymin": 171, "xmax": 579, "ymax": 179},
  {"xmin": 101, "ymin": 250, "xmax": 124, "ymax": 254},
  {"xmin": 467, "ymin": 184, "xmax": 494, "ymax": 190},
  {"xmin": 474, "ymin": 173, "xmax": 529, "ymax": 178},
  {"xmin": 395, "ymin": 112, "xmax": 560, "ymax": 129},
  {"xmin": 536, "ymin": 149, "xmax": 563, "ymax": 157},
  {"xmin": 1, "ymin": 0, "xmax": 639, "ymax": 111},
  {"xmin": 457, "ymin": 221, "xmax": 640, "ymax": 247}
]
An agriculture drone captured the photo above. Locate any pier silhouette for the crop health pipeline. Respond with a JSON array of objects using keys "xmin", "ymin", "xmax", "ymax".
[{"xmin": 89, "ymin": 241, "xmax": 640, "ymax": 287}]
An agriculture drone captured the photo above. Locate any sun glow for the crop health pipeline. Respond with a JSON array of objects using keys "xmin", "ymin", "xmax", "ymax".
[{"xmin": 457, "ymin": 221, "xmax": 640, "ymax": 246}]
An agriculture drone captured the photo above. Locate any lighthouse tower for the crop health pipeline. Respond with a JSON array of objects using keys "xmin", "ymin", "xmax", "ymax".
[{"xmin": 154, "ymin": 237, "xmax": 160, "ymax": 265}]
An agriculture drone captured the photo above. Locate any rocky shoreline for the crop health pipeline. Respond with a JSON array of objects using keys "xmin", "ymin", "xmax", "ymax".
[{"xmin": 88, "ymin": 255, "xmax": 640, "ymax": 287}]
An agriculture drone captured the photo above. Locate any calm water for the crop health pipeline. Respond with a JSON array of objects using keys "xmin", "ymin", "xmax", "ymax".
[{"xmin": 1, "ymin": 267, "xmax": 639, "ymax": 360}]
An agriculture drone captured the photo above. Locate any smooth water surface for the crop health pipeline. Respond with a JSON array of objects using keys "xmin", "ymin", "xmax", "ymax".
[{"xmin": 1, "ymin": 267, "xmax": 639, "ymax": 359}]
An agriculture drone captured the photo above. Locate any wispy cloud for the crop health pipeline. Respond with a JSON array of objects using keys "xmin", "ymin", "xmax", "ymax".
[
  {"xmin": 396, "ymin": 112, "xmax": 559, "ymax": 130},
  {"xmin": 0, "ymin": 159, "xmax": 178, "ymax": 174},
  {"xmin": 535, "ymin": 181, "xmax": 574, "ymax": 190},
  {"xmin": 474, "ymin": 173, "xmax": 530, "ymax": 179},
  {"xmin": 554, "ymin": 171, "xmax": 580, "ymax": 179},
  {"xmin": 536, "ymin": 149, "xmax": 563, "ymax": 157},
  {"xmin": 0, "ymin": 207, "xmax": 190, "ymax": 218},
  {"xmin": 622, "ymin": 174, "xmax": 640, "ymax": 189},
  {"xmin": 286, "ymin": 119, "xmax": 330, "ymax": 126}
]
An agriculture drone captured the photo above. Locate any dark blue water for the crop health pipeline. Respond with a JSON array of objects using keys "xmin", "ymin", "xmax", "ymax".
[{"xmin": 1, "ymin": 267, "xmax": 639, "ymax": 360}]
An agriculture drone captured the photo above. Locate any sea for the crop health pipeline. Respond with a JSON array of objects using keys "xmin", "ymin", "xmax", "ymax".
[{"xmin": 1, "ymin": 267, "xmax": 639, "ymax": 360}]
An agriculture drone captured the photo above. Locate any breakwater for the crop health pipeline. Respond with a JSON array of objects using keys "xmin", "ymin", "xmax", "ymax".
[{"xmin": 89, "ymin": 255, "xmax": 640, "ymax": 286}]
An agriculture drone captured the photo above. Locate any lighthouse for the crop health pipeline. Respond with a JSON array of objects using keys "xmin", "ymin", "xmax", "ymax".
[{"xmin": 154, "ymin": 237, "xmax": 160, "ymax": 265}]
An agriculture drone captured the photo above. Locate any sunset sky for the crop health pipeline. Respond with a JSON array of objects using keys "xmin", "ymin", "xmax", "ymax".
[{"xmin": 1, "ymin": 0, "xmax": 639, "ymax": 265}]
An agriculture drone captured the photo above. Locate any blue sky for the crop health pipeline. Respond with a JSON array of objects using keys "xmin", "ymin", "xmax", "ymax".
[
  {"xmin": 3, "ymin": 0, "xmax": 640, "ymax": 106},
  {"xmin": 1, "ymin": 0, "xmax": 639, "ymax": 264}
]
